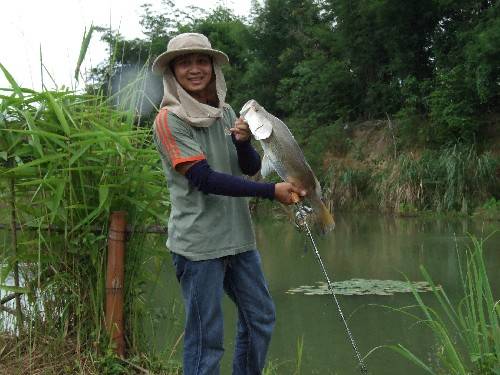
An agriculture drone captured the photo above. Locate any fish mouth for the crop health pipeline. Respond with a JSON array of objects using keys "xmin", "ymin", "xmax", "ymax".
[{"xmin": 240, "ymin": 99, "xmax": 257, "ymax": 117}]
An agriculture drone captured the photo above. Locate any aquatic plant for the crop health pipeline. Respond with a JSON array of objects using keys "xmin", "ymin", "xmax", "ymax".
[
  {"xmin": 286, "ymin": 279, "xmax": 439, "ymax": 296},
  {"xmin": 385, "ymin": 236, "xmax": 500, "ymax": 374}
]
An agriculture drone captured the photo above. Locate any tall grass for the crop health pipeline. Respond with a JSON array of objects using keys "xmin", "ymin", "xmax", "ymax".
[
  {"xmin": 323, "ymin": 161, "xmax": 371, "ymax": 211},
  {"xmin": 386, "ymin": 235, "xmax": 499, "ymax": 374},
  {"xmin": 0, "ymin": 63, "xmax": 170, "ymax": 372},
  {"xmin": 263, "ymin": 336, "xmax": 305, "ymax": 375},
  {"xmin": 321, "ymin": 142, "xmax": 498, "ymax": 215},
  {"xmin": 375, "ymin": 145, "xmax": 498, "ymax": 214}
]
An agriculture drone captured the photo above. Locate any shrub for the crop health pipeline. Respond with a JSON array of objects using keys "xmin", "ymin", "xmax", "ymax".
[{"xmin": 300, "ymin": 121, "xmax": 351, "ymax": 174}]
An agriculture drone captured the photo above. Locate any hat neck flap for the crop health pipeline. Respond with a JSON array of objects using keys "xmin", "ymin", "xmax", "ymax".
[{"xmin": 160, "ymin": 62, "xmax": 228, "ymax": 128}]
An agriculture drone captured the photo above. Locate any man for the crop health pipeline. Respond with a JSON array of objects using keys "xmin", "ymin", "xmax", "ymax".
[{"xmin": 152, "ymin": 33, "xmax": 305, "ymax": 374}]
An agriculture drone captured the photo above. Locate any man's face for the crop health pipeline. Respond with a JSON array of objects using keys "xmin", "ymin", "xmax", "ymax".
[{"xmin": 172, "ymin": 53, "xmax": 213, "ymax": 95}]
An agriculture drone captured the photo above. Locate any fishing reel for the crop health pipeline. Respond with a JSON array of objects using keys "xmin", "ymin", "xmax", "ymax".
[{"xmin": 294, "ymin": 204, "xmax": 313, "ymax": 232}]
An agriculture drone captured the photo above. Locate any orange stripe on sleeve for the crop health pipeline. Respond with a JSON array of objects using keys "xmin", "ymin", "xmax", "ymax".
[
  {"xmin": 154, "ymin": 109, "xmax": 205, "ymax": 168},
  {"xmin": 171, "ymin": 155, "xmax": 206, "ymax": 169},
  {"xmin": 155, "ymin": 109, "xmax": 178, "ymax": 162},
  {"xmin": 162, "ymin": 111, "xmax": 181, "ymax": 160}
]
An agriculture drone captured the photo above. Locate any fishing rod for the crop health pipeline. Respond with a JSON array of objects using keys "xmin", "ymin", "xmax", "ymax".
[{"xmin": 293, "ymin": 201, "xmax": 368, "ymax": 374}]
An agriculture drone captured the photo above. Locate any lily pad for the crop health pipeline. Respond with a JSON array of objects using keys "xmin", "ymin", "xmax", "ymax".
[{"xmin": 286, "ymin": 279, "xmax": 440, "ymax": 296}]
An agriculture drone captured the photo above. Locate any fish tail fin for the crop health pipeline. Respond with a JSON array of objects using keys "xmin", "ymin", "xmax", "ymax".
[{"xmin": 312, "ymin": 198, "xmax": 335, "ymax": 234}]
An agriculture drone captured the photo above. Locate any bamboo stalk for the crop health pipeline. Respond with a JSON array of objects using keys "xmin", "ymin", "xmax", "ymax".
[
  {"xmin": 1, "ymin": 293, "xmax": 19, "ymax": 305},
  {"xmin": 105, "ymin": 211, "xmax": 127, "ymax": 357},
  {"xmin": 9, "ymin": 158, "xmax": 24, "ymax": 334}
]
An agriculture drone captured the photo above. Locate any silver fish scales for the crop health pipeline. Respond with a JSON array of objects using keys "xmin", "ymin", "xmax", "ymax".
[{"xmin": 241, "ymin": 99, "xmax": 335, "ymax": 234}]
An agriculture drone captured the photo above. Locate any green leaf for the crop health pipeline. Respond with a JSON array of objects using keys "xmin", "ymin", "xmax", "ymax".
[
  {"xmin": 98, "ymin": 185, "xmax": 109, "ymax": 210},
  {"xmin": 2, "ymin": 154, "xmax": 64, "ymax": 174},
  {"xmin": 49, "ymin": 181, "xmax": 66, "ymax": 223},
  {"xmin": 6, "ymin": 128, "xmax": 67, "ymax": 141},
  {"xmin": 0, "ymin": 63, "xmax": 23, "ymax": 98},
  {"xmin": 70, "ymin": 206, "xmax": 101, "ymax": 235},
  {"xmin": 90, "ymin": 121, "xmax": 132, "ymax": 150},
  {"xmin": 0, "ymin": 285, "xmax": 29, "ymax": 294},
  {"xmin": 387, "ymin": 344, "xmax": 435, "ymax": 374},
  {"xmin": 69, "ymin": 143, "xmax": 92, "ymax": 165},
  {"xmin": 75, "ymin": 25, "xmax": 94, "ymax": 81},
  {"xmin": 45, "ymin": 91, "xmax": 71, "ymax": 136}
]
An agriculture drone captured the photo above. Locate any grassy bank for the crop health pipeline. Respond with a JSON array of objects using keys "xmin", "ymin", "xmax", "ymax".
[
  {"xmin": 326, "ymin": 144, "xmax": 498, "ymax": 215},
  {"xmin": 294, "ymin": 120, "xmax": 500, "ymax": 219}
]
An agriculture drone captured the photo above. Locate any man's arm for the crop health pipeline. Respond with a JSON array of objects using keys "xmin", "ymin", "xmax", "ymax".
[
  {"xmin": 178, "ymin": 160, "xmax": 305, "ymax": 205},
  {"xmin": 231, "ymin": 117, "xmax": 261, "ymax": 176},
  {"xmin": 232, "ymin": 136, "xmax": 261, "ymax": 176}
]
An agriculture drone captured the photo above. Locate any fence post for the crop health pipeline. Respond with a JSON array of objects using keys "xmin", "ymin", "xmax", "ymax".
[{"xmin": 106, "ymin": 211, "xmax": 127, "ymax": 357}]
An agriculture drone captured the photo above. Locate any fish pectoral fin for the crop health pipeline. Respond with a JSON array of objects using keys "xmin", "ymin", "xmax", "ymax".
[{"xmin": 261, "ymin": 154, "xmax": 276, "ymax": 178}]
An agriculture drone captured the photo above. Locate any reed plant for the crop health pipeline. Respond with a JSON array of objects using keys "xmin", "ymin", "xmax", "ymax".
[
  {"xmin": 385, "ymin": 236, "xmax": 499, "ymax": 374},
  {"xmin": 322, "ymin": 161, "xmax": 371, "ymax": 211},
  {"xmin": 0, "ymin": 62, "xmax": 171, "ymax": 372},
  {"xmin": 375, "ymin": 145, "xmax": 498, "ymax": 214}
]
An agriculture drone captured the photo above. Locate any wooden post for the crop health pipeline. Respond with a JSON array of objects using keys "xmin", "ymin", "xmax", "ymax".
[{"xmin": 106, "ymin": 211, "xmax": 127, "ymax": 357}]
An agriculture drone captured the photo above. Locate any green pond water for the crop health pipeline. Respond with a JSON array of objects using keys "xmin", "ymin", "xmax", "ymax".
[{"xmin": 144, "ymin": 213, "xmax": 499, "ymax": 375}]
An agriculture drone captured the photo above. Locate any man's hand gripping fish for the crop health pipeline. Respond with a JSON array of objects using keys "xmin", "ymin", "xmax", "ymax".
[{"xmin": 241, "ymin": 99, "xmax": 335, "ymax": 234}]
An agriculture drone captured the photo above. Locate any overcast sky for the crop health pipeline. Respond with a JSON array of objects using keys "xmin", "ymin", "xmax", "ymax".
[{"xmin": 0, "ymin": 0, "xmax": 253, "ymax": 91}]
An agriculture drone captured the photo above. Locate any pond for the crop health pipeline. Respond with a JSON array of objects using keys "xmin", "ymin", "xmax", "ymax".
[{"xmin": 145, "ymin": 212, "xmax": 499, "ymax": 374}]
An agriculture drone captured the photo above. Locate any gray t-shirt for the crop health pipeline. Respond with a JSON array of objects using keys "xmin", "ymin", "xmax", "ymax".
[{"xmin": 153, "ymin": 105, "xmax": 257, "ymax": 260}]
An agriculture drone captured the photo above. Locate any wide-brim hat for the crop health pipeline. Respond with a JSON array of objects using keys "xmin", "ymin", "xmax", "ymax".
[{"xmin": 152, "ymin": 33, "xmax": 229, "ymax": 75}]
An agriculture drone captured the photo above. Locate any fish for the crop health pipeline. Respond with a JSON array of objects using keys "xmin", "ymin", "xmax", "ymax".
[{"xmin": 240, "ymin": 99, "xmax": 335, "ymax": 234}]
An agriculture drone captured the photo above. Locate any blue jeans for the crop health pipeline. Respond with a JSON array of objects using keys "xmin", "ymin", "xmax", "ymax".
[{"xmin": 172, "ymin": 250, "xmax": 276, "ymax": 375}]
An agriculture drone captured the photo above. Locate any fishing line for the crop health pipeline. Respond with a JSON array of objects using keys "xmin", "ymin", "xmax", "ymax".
[{"xmin": 294, "ymin": 203, "xmax": 368, "ymax": 374}]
